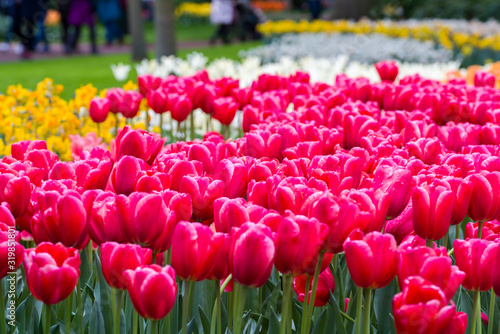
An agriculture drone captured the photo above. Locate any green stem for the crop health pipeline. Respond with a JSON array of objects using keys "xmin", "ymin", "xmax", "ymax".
[
  {"xmin": 304, "ymin": 252, "xmax": 325, "ymax": 334},
  {"xmin": 152, "ymin": 252, "xmax": 157, "ymax": 265},
  {"xmin": 132, "ymin": 309, "xmax": 138, "ymax": 334},
  {"xmin": 190, "ymin": 111, "xmax": 195, "ymax": 140},
  {"xmin": 362, "ymin": 289, "xmax": 372, "ymax": 334},
  {"xmin": 478, "ymin": 221, "xmax": 484, "ymax": 239},
  {"xmin": 472, "ymin": 290, "xmax": 481, "ymax": 334},
  {"xmin": 97, "ymin": 123, "xmax": 101, "ymax": 138},
  {"xmin": 426, "ymin": 239, "xmax": 433, "ymax": 248},
  {"xmin": 160, "ymin": 113, "xmax": 164, "ymax": 138},
  {"xmin": 217, "ymin": 282, "xmax": 222, "ymax": 334},
  {"xmin": 151, "ymin": 319, "xmax": 159, "ymax": 334},
  {"xmin": 443, "ymin": 232, "xmax": 449, "ymax": 249},
  {"xmin": 182, "ymin": 281, "xmax": 192, "ymax": 334},
  {"xmin": 280, "ymin": 275, "xmax": 292, "ymax": 334},
  {"xmin": 77, "ymin": 279, "xmax": 83, "ymax": 334},
  {"xmin": 65, "ymin": 294, "xmax": 72, "ymax": 334},
  {"xmin": 114, "ymin": 289, "xmax": 124, "ymax": 334},
  {"xmin": 178, "ymin": 121, "xmax": 183, "ymax": 141},
  {"xmin": 333, "ymin": 253, "xmax": 338, "ymax": 272},
  {"xmin": 210, "ymin": 281, "xmax": 222, "ymax": 334},
  {"xmin": 488, "ymin": 289, "xmax": 495, "ymax": 334},
  {"xmin": 86, "ymin": 242, "xmax": 93, "ymax": 272},
  {"xmin": 43, "ymin": 303, "xmax": 51, "ymax": 334},
  {"xmin": 456, "ymin": 223, "xmax": 461, "ymax": 241},
  {"xmin": 145, "ymin": 110, "xmax": 149, "ymax": 131},
  {"xmin": 0, "ymin": 280, "xmax": 6, "ymax": 334},
  {"xmin": 233, "ymin": 284, "xmax": 248, "ymax": 334},
  {"xmin": 341, "ymin": 311, "xmax": 355, "ymax": 323},
  {"xmin": 115, "ymin": 113, "xmax": 119, "ymax": 136},
  {"xmin": 258, "ymin": 285, "xmax": 263, "ymax": 314},
  {"xmin": 355, "ymin": 287, "xmax": 364, "ymax": 334},
  {"xmin": 300, "ymin": 275, "xmax": 311, "ymax": 334}
]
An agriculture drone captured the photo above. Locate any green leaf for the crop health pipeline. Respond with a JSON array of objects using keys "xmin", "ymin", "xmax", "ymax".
[
  {"xmin": 198, "ymin": 305, "xmax": 211, "ymax": 334},
  {"xmin": 329, "ymin": 293, "xmax": 347, "ymax": 334},
  {"xmin": 311, "ymin": 308, "xmax": 329, "ymax": 334},
  {"xmin": 88, "ymin": 301, "xmax": 105, "ymax": 334},
  {"xmin": 268, "ymin": 307, "xmax": 280, "ymax": 334},
  {"xmin": 264, "ymin": 279, "xmax": 281, "ymax": 318},
  {"xmin": 458, "ymin": 287, "xmax": 473, "ymax": 334},
  {"xmin": 94, "ymin": 253, "xmax": 113, "ymax": 334},
  {"xmin": 373, "ymin": 279, "xmax": 396, "ymax": 334}
]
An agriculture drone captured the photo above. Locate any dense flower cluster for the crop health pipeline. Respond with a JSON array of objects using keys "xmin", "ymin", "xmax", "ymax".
[
  {"xmin": 241, "ymin": 33, "xmax": 454, "ymax": 64},
  {"xmin": 3, "ymin": 62, "xmax": 500, "ymax": 333},
  {"xmin": 121, "ymin": 52, "xmax": 459, "ymax": 87},
  {"xmin": 0, "ymin": 79, "xmax": 147, "ymax": 160},
  {"xmin": 257, "ymin": 19, "xmax": 500, "ymax": 55},
  {"xmin": 175, "ymin": 2, "xmax": 211, "ymax": 19}
]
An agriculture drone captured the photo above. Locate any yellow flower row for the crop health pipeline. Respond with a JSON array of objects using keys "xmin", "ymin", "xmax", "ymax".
[
  {"xmin": 0, "ymin": 79, "xmax": 146, "ymax": 160},
  {"xmin": 256, "ymin": 19, "xmax": 500, "ymax": 53},
  {"xmin": 175, "ymin": 2, "xmax": 211, "ymax": 18}
]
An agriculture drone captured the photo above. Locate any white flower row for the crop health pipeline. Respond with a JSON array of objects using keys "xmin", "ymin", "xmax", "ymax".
[
  {"xmin": 111, "ymin": 52, "xmax": 460, "ymax": 85},
  {"xmin": 240, "ymin": 33, "xmax": 455, "ymax": 64}
]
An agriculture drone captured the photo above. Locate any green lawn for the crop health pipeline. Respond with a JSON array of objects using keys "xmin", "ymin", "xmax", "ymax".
[{"xmin": 0, "ymin": 41, "xmax": 260, "ymax": 100}]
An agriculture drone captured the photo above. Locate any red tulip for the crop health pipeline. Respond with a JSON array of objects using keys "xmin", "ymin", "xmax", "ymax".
[
  {"xmin": 474, "ymin": 71, "xmax": 495, "ymax": 88},
  {"xmin": 293, "ymin": 267, "xmax": 335, "ymax": 307},
  {"xmin": 466, "ymin": 171, "xmax": 500, "ymax": 222},
  {"xmin": 372, "ymin": 165, "xmax": 412, "ymax": 220},
  {"xmin": 179, "ymin": 175, "xmax": 225, "ymax": 221},
  {"xmin": 275, "ymin": 214, "xmax": 329, "ymax": 276},
  {"xmin": 0, "ymin": 174, "xmax": 31, "ymax": 219},
  {"xmin": 343, "ymin": 229, "xmax": 398, "ymax": 289},
  {"xmin": 393, "ymin": 276, "xmax": 467, "ymax": 334},
  {"xmin": 101, "ymin": 242, "xmax": 152, "ymax": 289},
  {"xmin": 138, "ymin": 75, "xmax": 163, "ymax": 96},
  {"xmin": 23, "ymin": 242, "xmax": 80, "ymax": 304},
  {"xmin": 493, "ymin": 245, "xmax": 500, "ymax": 297},
  {"xmin": 214, "ymin": 159, "xmax": 248, "ymax": 199},
  {"xmin": 465, "ymin": 221, "xmax": 500, "ymax": 241},
  {"xmin": 213, "ymin": 96, "xmax": 239, "ymax": 125},
  {"xmin": 112, "ymin": 126, "xmax": 164, "ymax": 165},
  {"xmin": 453, "ymin": 238, "xmax": 498, "ymax": 291},
  {"xmin": 209, "ymin": 232, "xmax": 232, "ymax": 281},
  {"xmin": 170, "ymin": 94, "xmax": 193, "ymax": 123},
  {"xmin": 171, "ymin": 222, "xmax": 217, "ymax": 281},
  {"xmin": 124, "ymin": 265, "xmax": 177, "ymax": 320},
  {"xmin": 146, "ymin": 88, "xmax": 169, "ymax": 114},
  {"xmin": 385, "ymin": 202, "xmax": 414, "ymax": 244},
  {"xmin": 230, "ymin": 223, "xmax": 276, "ymax": 288},
  {"xmin": 374, "ymin": 61, "xmax": 399, "ymax": 83},
  {"xmin": 412, "ymin": 182, "xmax": 454, "ymax": 241},
  {"xmin": 89, "ymin": 97, "xmax": 110, "ymax": 123},
  {"xmin": 397, "ymin": 244, "xmax": 465, "ymax": 301},
  {"xmin": 31, "ymin": 190, "xmax": 90, "ymax": 249},
  {"xmin": 0, "ymin": 203, "xmax": 15, "ymax": 227},
  {"xmin": 87, "ymin": 191, "xmax": 128, "ymax": 245},
  {"xmin": 309, "ymin": 194, "xmax": 370, "ymax": 253},
  {"xmin": 0, "ymin": 223, "xmax": 24, "ymax": 279},
  {"xmin": 122, "ymin": 192, "xmax": 177, "ymax": 253},
  {"xmin": 110, "ymin": 155, "xmax": 148, "ymax": 195}
]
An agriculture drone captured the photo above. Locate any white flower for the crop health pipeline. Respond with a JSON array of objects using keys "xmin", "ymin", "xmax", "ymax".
[{"xmin": 111, "ymin": 63, "xmax": 131, "ymax": 81}]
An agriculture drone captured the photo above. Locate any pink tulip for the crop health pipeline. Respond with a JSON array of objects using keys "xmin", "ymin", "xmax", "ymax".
[{"xmin": 89, "ymin": 97, "xmax": 110, "ymax": 123}]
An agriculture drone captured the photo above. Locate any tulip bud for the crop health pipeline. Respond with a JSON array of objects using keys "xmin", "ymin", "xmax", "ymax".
[{"xmin": 23, "ymin": 242, "xmax": 80, "ymax": 304}]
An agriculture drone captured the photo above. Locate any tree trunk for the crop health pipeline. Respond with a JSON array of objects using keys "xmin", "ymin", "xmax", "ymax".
[
  {"xmin": 126, "ymin": 0, "xmax": 147, "ymax": 61},
  {"xmin": 332, "ymin": 0, "xmax": 376, "ymax": 19},
  {"xmin": 155, "ymin": 0, "xmax": 177, "ymax": 60}
]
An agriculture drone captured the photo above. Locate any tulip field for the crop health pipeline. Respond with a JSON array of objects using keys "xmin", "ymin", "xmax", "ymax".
[{"xmin": 2, "ymin": 59, "xmax": 500, "ymax": 334}]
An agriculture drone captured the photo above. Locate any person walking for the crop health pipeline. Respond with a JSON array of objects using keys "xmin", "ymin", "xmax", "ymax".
[
  {"xmin": 18, "ymin": 0, "xmax": 48, "ymax": 59},
  {"xmin": 97, "ymin": 0, "xmax": 124, "ymax": 46},
  {"xmin": 67, "ymin": 0, "xmax": 97, "ymax": 54},
  {"xmin": 56, "ymin": 0, "xmax": 72, "ymax": 52},
  {"xmin": 210, "ymin": 0, "xmax": 235, "ymax": 45}
]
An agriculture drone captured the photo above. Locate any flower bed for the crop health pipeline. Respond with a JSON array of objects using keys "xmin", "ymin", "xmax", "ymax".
[
  {"xmin": 241, "ymin": 33, "xmax": 454, "ymax": 64},
  {"xmin": 257, "ymin": 19, "xmax": 500, "ymax": 65},
  {"xmin": 1, "ymin": 61, "xmax": 500, "ymax": 333}
]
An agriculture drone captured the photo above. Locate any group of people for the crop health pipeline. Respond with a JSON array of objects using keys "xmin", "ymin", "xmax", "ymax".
[
  {"xmin": 1, "ymin": 0, "xmax": 128, "ymax": 59},
  {"xmin": 210, "ymin": 0, "xmax": 264, "ymax": 45}
]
